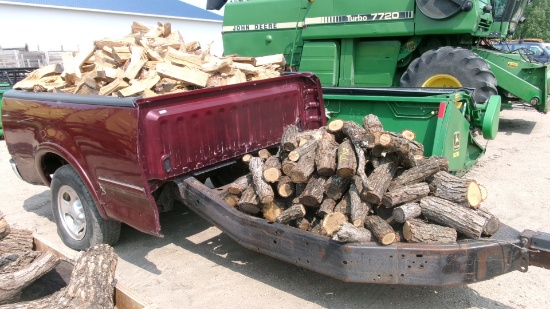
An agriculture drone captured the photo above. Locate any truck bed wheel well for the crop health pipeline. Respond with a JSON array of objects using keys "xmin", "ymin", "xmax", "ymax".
[{"xmin": 41, "ymin": 152, "xmax": 67, "ymax": 183}]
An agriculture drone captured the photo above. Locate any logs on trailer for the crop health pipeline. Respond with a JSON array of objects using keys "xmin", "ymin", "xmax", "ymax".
[
  {"xmin": 222, "ymin": 115, "xmax": 501, "ymax": 244},
  {"xmin": 14, "ymin": 21, "xmax": 285, "ymax": 97}
]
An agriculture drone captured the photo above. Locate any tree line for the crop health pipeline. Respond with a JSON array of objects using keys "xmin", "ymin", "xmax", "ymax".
[{"xmin": 513, "ymin": 0, "xmax": 550, "ymax": 41}]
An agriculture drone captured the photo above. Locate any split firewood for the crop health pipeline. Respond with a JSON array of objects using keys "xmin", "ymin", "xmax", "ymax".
[
  {"xmin": 365, "ymin": 155, "xmax": 398, "ymax": 205},
  {"xmin": 324, "ymin": 175, "xmax": 351, "ymax": 201},
  {"xmin": 289, "ymin": 150, "xmax": 316, "ymax": 183},
  {"xmin": 0, "ymin": 252, "xmax": 60, "ymax": 304},
  {"xmin": 364, "ymin": 215, "xmax": 396, "ymax": 245},
  {"xmin": 362, "ymin": 114, "xmax": 384, "ymax": 134},
  {"xmin": 249, "ymin": 157, "xmax": 274, "ymax": 204},
  {"xmin": 318, "ymin": 198, "xmax": 337, "ymax": 218},
  {"xmin": 237, "ymin": 185, "xmax": 261, "ymax": 214},
  {"xmin": 428, "ymin": 171, "xmax": 483, "ymax": 209},
  {"xmin": 288, "ymin": 139, "xmax": 318, "ymax": 162},
  {"xmin": 321, "ymin": 212, "xmax": 347, "ymax": 237},
  {"xmin": 336, "ymin": 139, "xmax": 357, "ymax": 178},
  {"xmin": 299, "ymin": 173, "xmax": 327, "ymax": 207},
  {"xmin": 315, "ymin": 131, "xmax": 339, "ymax": 176},
  {"xmin": 388, "ymin": 156, "xmax": 442, "ymax": 191},
  {"xmin": 419, "ymin": 196, "xmax": 487, "ymax": 239},
  {"xmin": 403, "ymin": 219, "xmax": 457, "ymax": 243},
  {"xmin": 475, "ymin": 207, "xmax": 500, "ymax": 236},
  {"xmin": 349, "ymin": 176, "xmax": 369, "ymax": 227},
  {"xmin": 382, "ymin": 182, "xmax": 430, "ymax": 208},
  {"xmin": 275, "ymin": 204, "xmax": 306, "ymax": 224},
  {"xmin": 262, "ymin": 199, "xmax": 286, "ymax": 222},
  {"xmin": 276, "ymin": 176, "xmax": 295, "ymax": 198},
  {"xmin": 228, "ymin": 174, "xmax": 253, "ymax": 195},
  {"xmin": 392, "ymin": 202, "xmax": 422, "ymax": 223},
  {"xmin": 332, "ymin": 222, "xmax": 372, "ymax": 243},
  {"xmin": 263, "ymin": 156, "xmax": 282, "ymax": 183},
  {"xmin": 219, "ymin": 190, "xmax": 239, "ymax": 207}
]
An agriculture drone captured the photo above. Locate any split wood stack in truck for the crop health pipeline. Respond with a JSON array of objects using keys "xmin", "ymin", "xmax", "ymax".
[{"xmin": 1, "ymin": 23, "xmax": 549, "ymax": 287}]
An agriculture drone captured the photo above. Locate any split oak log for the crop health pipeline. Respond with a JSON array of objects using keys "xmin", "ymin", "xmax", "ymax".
[
  {"xmin": 336, "ymin": 139, "xmax": 357, "ymax": 178},
  {"xmin": 263, "ymin": 156, "xmax": 282, "ymax": 183},
  {"xmin": 276, "ymin": 176, "xmax": 295, "ymax": 198},
  {"xmin": 315, "ymin": 131, "xmax": 339, "ymax": 176},
  {"xmin": 237, "ymin": 185, "xmax": 261, "ymax": 214},
  {"xmin": 403, "ymin": 219, "xmax": 457, "ymax": 243},
  {"xmin": 364, "ymin": 215, "xmax": 396, "ymax": 245},
  {"xmin": 227, "ymin": 174, "xmax": 252, "ymax": 195},
  {"xmin": 249, "ymin": 157, "xmax": 274, "ymax": 204},
  {"xmin": 324, "ymin": 175, "xmax": 351, "ymax": 200},
  {"xmin": 289, "ymin": 150, "xmax": 316, "ymax": 183},
  {"xmin": 419, "ymin": 196, "xmax": 487, "ymax": 239},
  {"xmin": 0, "ymin": 252, "xmax": 60, "ymax": 305},
  {"xmin": 365, "ymin": 156, "xmax": 398, "ymax": 205},
  {"xmin": 349, "ymin": 176, "xmax": 369, "ymax": 227},
  {"xmin": 392, "ymin": 202, "xmax": 422, "ymax": 223},
  {"xmin": 299, "ymin": 173, "xmax": 327, "ymax": 207},
  {"xmin": 428, "ymin": 171, "xmax": 483, "ymax": 209},
  {"xmin": 318, "ymin": 198, "xmax": 337, "ymax": 218},
  {"xmin": 262, "ymin": 199, "xmax": 286, "ymax": 222},
  {"xmin": 321, "ymin": 212, "xmax": 347, "ymax": 237},
  {"xmin": 332, "ymin": 222, "xmax": 372, "ymax": 243},
  {"xmin": 275, "ymin": 204, "xmax": 306, "ymax": 224},
  {"xmin": 388, "ymin": 156, "xmax": 441, "ymax": 191},
  {"xmin": 382, "ymin": 182, "xmax": 430, "ymax": 208}
]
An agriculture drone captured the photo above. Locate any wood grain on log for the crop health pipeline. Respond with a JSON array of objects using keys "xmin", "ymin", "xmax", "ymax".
[
  {"xmin": 237, "ymin": 185, "xmax": 261, "ymax": 214},
  {"xmin": 364, "ymin": 215, "xmax": 396, "ymax": 245},
  {"xmin": 332, "ymin": 222, "xmax": 372, "ymax": 243},
  {"xmin": 336, "ymin": 139, "xmax": 356, "ymax": 178},
  {"xmin": 321, "ymin": 212, "xmax": 347, "ymax": 237},
  {"xmin": 288, "ymin": 139, "xmax": 318, "ymax": 162},
  {"xmin": 219, "ymin": 190, "xmax": 239, "ymax": 207},
  {"xmin": 315, "ymin": 131, "xmax": 338, "ymax": 177},
  {"xmin": 263, "ymin": 156, "xmax": 282, "ymax": 183},
  {"xmin": 365, "ymin": 156, "xmax": 398, "ymax": 205},
  {"xmin": 392, "ymin": 203, "xmax": 422, "ymax": 223},
  {"xmin": 475, "ymin": 207, "xmax": 500, "ymax": 236},
  {"xmin": 388, "ymin": 156, "xmax": 440, "ymax": 191},
  {"xmin": 228, "ymin": 174, "xmax": 252, "ymax": 195},
  {"xmin": 0, "ymin": 211, "xmax": 9, "ymax": 241},
  {"xmin": 262, "ymin": 199, "xmax": 286, "ymax": 223},
  {"xmin": 419, "ymin": 196, "xmax": 487, "ymax": 239},
  {"xmin": 289, "ymin": 151, "xmax": 316, "ymax": 183},
  {"xmin": 281, "ymin": 125, "xmax": 300, "ymax": 151},
  {"xmin": 342, "ymin": 120, "xmax": 374, "ymax": 150},
  {"xmin": 362, "ymin": 114, "xmax": 384, "ymax": 134},
  {"xmin": 275, "ymin": 204, "xmax": 306, "ymax": 224},
  {"xmin": 276, "ymin": 176, "xmax": 295, "ymax": 198},
  {"xmin": 382, "ymin": 182, "xmax": 430, "ymax": 208},
  {"xmin": 299, "ymin": 174, "xmax": 327, "ymax": 207},
  {"xmin": 428, "ymin": 171, "xmax": 482, "ymax": 209},
  {"xmin": 318, "ymin": 198, "xmax": 337, "ymax": 218},
  {"xmin": 349, "ymin": 176, "xmax": 369, "ymax": 227},
  {"xmin": 403, "ymin": 219, "xmax": 457, "ymax": 243},
  {"xmin": 0, "ymin": 229, "xmax": 33, "ymax": 256},
  {"xmin": 249, "ymin": 157, "xmax": 274, "ymax": 204},
  {"xmin": 324, "ymin": 175, "xmax": 351, "ymax": 200}
]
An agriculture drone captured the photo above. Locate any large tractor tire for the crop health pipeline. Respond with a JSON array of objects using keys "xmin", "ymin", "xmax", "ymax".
[
  {"xmin": 400, "ymin": 46, "xmax": 498, "ymax": 103},
  {"xmin": 51, "ymin": 165, "xmax": 121, "ymax": 250}
]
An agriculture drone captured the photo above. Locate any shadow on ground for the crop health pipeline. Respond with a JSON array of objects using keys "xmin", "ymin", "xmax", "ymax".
[{"xmin": 498, "ymin": 118, "xmax": 537, "ymax": 135}]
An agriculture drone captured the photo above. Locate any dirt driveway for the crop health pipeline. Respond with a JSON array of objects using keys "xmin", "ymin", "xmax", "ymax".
[{"xmin": 1, "ymin": 108, "xmax": 549, "ymax": 309}]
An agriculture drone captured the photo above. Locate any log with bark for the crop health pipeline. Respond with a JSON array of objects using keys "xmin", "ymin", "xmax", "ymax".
[
  {"xmin": 392, "ymin": 202, "xmax": 422, "ymax": 223},
  {"xmin": 332, "ymin": 222, "xmax": 372, "ymax": 243},
  {"xmin": 315, "ymin": 131, "xmax": 339, "ymax": 176},
  {"xmin": 364, "ymin": 215, "xmax": 396, "ymax": 245},
  {"xmin": 275, "ymin": 204, "xmax": 306, "ymax": 224},
  {"xmin": 336, "ymin": 139, "xmax": 357, "ymax": 178},
  {"xmin": 227, "ymin": 174, "xmax": 252, "ymax": 195},
  {"xmin": 382, "ymin": 182, "xmax": 430, "ymax": 208},
  {"xmin": 299, "ymin": 173, "xmax": 327, "ymax": 207},
  {"xmin": 249, "ymin": 157, "xmax": 275, "ymax": 204},
  {"xmin": 403, "ymin": 219, "xmax": 457, "ymax": 243},
  {"xmin": 365, "ymin": 155, "xmax": 398, "ymax": 205},
  {"xmin": 428, "ymin": 171, "xmax": 483, "ymax": 209}
]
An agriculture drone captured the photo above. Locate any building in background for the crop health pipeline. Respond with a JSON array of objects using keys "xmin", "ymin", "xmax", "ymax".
[{"xmin": 0, "ymin": 0, "xmax": 224, "ymax": 60}]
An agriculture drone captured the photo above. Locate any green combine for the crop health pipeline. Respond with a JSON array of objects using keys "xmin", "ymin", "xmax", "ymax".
[{"xmin": 207, "ymin": 0, "xmax": 547, "ymax": 173}]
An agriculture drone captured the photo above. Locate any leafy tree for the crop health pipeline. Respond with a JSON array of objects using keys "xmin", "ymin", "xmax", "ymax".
[{"xmin": 513, "ymin": 0, "xmax": 550, "ymax": 41}]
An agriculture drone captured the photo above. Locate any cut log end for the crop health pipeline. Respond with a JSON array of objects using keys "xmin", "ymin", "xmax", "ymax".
[{"xmin": 466, "ymin": 181, "xmax": 483, "ymax": 209}]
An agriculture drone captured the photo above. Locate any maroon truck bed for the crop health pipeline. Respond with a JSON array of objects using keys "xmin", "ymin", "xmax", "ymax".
[{"xmin": 2, "ymin": 73, "xmax": 325, "ymax": 236}]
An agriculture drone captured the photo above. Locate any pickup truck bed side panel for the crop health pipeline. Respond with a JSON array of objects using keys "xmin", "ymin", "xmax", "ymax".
[
  {"xmin": 136, "ymin": 73, "xmax": 325, "ymax": 182},
  {"xmin": 2, "ymin": 94, "xmax": 161, "ymax": 236}
]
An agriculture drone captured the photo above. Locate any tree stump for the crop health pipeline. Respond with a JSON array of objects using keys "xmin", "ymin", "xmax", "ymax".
[
  {"xmin": 419, "ymin": 196, "xmax": 487, "ymax": 239},
  {"xmin": 281, "ymin": 158, "xmax": 296, "ymax": 176},
  {"xmin": 382, "ymin": 182, "xmax": 430, "ymax": 208},
  {"xmin": 332, "ymin": 222, "xmax": 372, "ymax": 243},
  {"xmin": 249, "ymin": 157, "xmax": 274, "ymax": 203},
  {"xmin": 364, "ymin": 215, "xmax": 396, "ymax": 245},
  {"xmin": 403, "ymin": 219, "xmax": 457, "ymax": 243}
]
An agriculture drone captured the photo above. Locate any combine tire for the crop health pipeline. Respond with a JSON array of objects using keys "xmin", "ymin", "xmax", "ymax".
[
  {"xmin": 400, "ymin": 46, "xmax": 497, "ymax": 103},
  {"xmin": 51, "ymin": 165, "xmax": 121, "ymax": 250}
]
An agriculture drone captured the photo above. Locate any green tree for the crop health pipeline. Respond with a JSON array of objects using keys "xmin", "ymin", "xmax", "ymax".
[{"xmin": 513, "ymin": 0, "xmax": 550, "ymax": 41}]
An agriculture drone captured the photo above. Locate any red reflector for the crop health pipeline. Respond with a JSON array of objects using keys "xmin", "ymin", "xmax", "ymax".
[{"xmin": 438, "ymin": 102, "xmax": 446, "ymax": 118}]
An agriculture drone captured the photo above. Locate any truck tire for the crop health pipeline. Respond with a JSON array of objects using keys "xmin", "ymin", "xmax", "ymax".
[
  {"xmin": 400, "ymin": 46, "xmax": 498, "ymax": 103},
  {"xmin": 51, "ymin": 165, "xmax": 121, "ymax": 250}
]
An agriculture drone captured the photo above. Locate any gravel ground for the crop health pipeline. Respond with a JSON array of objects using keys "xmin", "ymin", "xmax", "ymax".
[{"xmin": 1, "ymin": 108, "xmax": 549, "ymax": 309}]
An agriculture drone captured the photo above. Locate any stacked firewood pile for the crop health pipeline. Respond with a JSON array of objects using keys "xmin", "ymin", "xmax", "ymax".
[
  {"xmin": 0, "ymin": 211, "xmax": 117, "ymax": 308},
  {"xmin": 13, "ymin": 21, "xmax": 285, "ymax": 97},
  {"xmin": 220, "ymin": 115, "xmax": 500, "ymax": 245}
]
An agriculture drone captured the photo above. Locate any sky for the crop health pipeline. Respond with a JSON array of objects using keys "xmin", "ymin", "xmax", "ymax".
[{"xmin": 180, "ymin": 0, "xmax": 225, "ymax": 16}]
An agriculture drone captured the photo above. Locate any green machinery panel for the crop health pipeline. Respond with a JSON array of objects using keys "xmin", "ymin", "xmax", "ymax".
[
  {"xmin": 300, "ymin": 41, "xmax": 340, "ymax": 86},
  {"xmin": 0, "ymin": 86, "xmax": 10, "ymax": 138},
  {"xmin": 323, "ymin": 88, "xmax": 485, "ymax": 175}
]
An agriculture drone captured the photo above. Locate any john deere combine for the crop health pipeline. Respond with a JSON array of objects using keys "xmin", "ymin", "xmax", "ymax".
[{"xmin": 209, "ymin": 0, "xmax": 548, "ymax": 113}]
